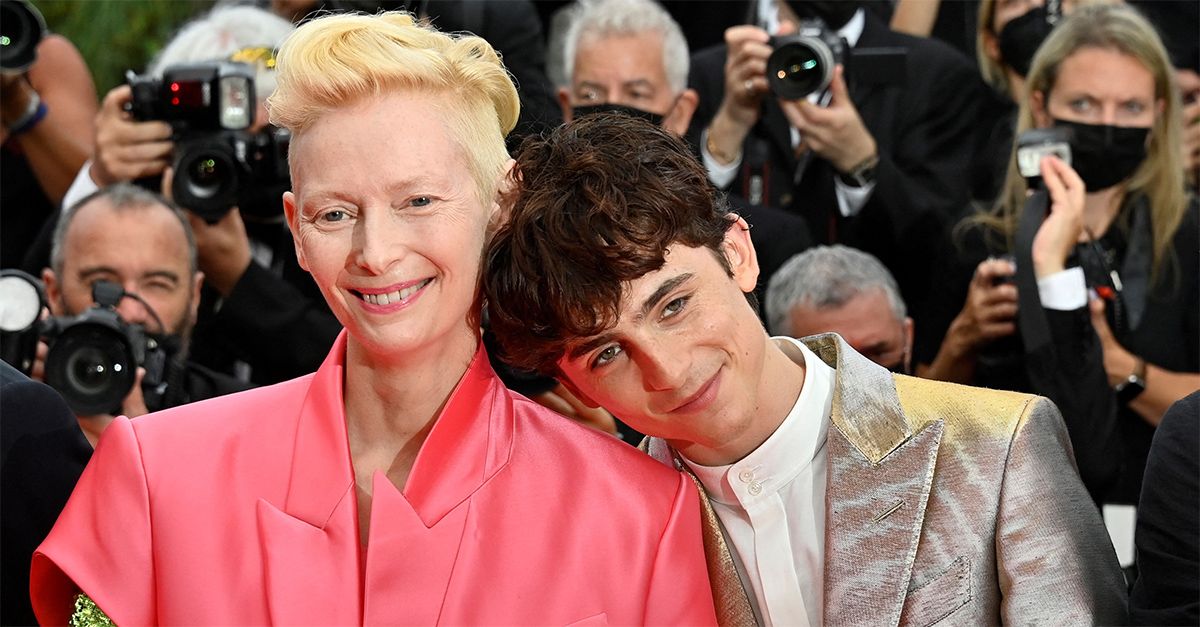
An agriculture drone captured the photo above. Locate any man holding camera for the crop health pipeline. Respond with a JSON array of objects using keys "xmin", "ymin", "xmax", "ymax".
[
  {"xmin": 690, "ymin": 0, "xmax": 987, "ymax": 329},
  {"xmin": 39, "ymin": 184, "xmax": 249, "ymax": 442}
]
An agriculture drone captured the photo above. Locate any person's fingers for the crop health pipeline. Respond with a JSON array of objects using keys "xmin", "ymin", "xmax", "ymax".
[
  {"xmin": 828, "ymin": 64, "xmax": 850, "ymax": 104},
  {"xmin": 982, "ymin": 301, "xmax": 1019, "ymax": 322},
  {"xmin": 1040, "ymin": 155, "xmax": 1070, "ymax": 209},
  {"xmin": 115, "ymin": 119, "xmax": 173, "ymax": 143},
  {"xmin": 115, "ymin": 139, "xmax": 174, "ymax": 163},
  {"xmin": 725, "ymin": 24, "xmax": 771, "ymax": 47},
  {"xmin": 981, "ymin": 321, "xmax": 1017, "ymax": 339},
  {"xmin": 121, "ymin": 367, "xmax": 150, "ymax": 418}
]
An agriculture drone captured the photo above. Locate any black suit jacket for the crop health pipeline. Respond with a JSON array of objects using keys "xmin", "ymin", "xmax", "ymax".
[
  {"xmin": 687, "ymin": 11, "xmax": 987, "ymax": 321},
  {"xmin": 0, "ymin": 361, "xmax": 89, "ymax": 627}
]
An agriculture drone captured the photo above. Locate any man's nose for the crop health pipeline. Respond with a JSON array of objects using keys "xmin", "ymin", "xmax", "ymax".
[{"xmin": 634, "ymin": 341, "xmax": 689, "ymax": 392}]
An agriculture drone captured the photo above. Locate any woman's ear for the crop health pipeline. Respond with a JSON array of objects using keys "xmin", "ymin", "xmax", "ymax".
[
  {"xmin": 489, "ymin": 158, "xmax": 518, "ymax": 231},
  {"xmin": 1031, "ymin": 90, "xmax": 1051, "ymax": 127},
  {"xmin": 282, "ymin": 191, "xmax": 308, "ymax": 271}
]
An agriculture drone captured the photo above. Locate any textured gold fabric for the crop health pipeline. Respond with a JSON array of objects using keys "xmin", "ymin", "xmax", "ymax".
[
  {"xmin": 69, "ymin": 593, "xmax": 115, "ymax": 627},
  {"xmin": 646, "ymin": 333, "xmax": 1128, "ymax": 626}
]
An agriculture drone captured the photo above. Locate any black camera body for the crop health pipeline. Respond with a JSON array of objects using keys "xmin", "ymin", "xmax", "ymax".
[
  {"xmin": 765, "ymin": 18, "xmax": 908, "ymax": 101},
  {"xmin": 126, "ymin": 62, "xmax": 291, "ymax": 223},
  {"xmin": 0, "ymin": 273, "xmax": 172, "ymax": 416},
  {"xmin": 0, "ymin": 0, "xmax": 46, "ymax": 73},
  {"xmin": 767, "ymin": 21, "xmax": 847, "ymax": 100}
]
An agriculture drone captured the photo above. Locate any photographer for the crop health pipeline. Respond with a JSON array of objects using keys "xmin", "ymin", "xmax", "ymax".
[
  {"xmin": 59, "ymin": 5, "xmax": 340, "ymax": 385},
  {"xmin": 1, "ymin": 0, "xmax": 97, "ymax": 270},
  {"xmin": 688, "ymin": 0, "xmax": 987, "ymax": 328},
  {"xmin": 37, "ymin": 184, "xmax": 250, "ymax": 440},
  {"xmin": 921, "ymin": 4, "xmax": 1198, "ymax": 505}
]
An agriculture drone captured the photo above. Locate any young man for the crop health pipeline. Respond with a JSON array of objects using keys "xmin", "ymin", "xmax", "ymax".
[{"xmin": 485, "ymin": 114, "xmax": 1127, "ymax": 625}]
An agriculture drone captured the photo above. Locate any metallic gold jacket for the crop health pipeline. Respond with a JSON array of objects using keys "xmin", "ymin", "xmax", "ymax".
[{"xmin": 645, "ymin": 333, "xmax": 1128, "ymax": 626}]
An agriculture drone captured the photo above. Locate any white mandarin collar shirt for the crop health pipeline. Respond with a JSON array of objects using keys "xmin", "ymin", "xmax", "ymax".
[{"xmin": 682, "ymin": 336, "xmax": 834, "ymax": 626}]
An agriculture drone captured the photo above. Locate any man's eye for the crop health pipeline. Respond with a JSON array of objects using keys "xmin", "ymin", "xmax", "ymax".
[
  {"xmin": 411, "ymin": 196, "xmax": 432, "ymax": 208},
  {"xmin": 1122, "ymin": 101, "xmax": 1146, "ymax": 115},
  {"xmin": 1069, "ymin": 98, "xmax": 1093, "ymax": 113},
  {"xmin": 592, "ymin": 345, "xmax": 623, "ymax": 369},
  {"xmin": 663, "ymin": 296, "xmax": 688, "ymax": 318}
]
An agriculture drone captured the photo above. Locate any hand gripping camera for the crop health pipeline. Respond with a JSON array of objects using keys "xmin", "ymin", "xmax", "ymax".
[
  {"xmin": 0, "ymin": 271, "xmax": 172, "ymax": 416},
  {"xmin": 126, "ymin": 61, "xmax": 291, "ymax": 222}
]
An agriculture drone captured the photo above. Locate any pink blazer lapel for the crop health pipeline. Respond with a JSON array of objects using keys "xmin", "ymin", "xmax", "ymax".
[{"xmin": 256, "ymin": 332, "xmax": 362, "ymax": 625}]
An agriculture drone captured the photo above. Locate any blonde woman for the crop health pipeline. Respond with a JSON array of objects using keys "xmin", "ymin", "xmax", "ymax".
[
  {"xmin": 30, "ymin": 12, "xmax": 717, "ymax": 625},
  {"xmin": 924, "ymin": 4, "xmax": 1198, "ymax": 504}
]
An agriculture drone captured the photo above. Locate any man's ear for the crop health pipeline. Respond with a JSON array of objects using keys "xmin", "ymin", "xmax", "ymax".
[
  {"xmin": 282, "ymin": 191, "xmax": 308, "ymax": 272},
  {"xmin": 42, "ymin": 268, "xmax": 63, "ymax": 316},
  {"xmin": 557, "ymin": 87, "xmax": 574, "ymax": 123},
  {"xmin": 664, "ymin": 88, "xmax": 699, "ymax": 137},
  {"xmin": 558, "ymin": 374, "xmax": 601, "ymax": 409},
  {"xmin": 723, "ymin": 215, "xmax": 760, "ymax": 294},
  {"xmin": 902, "ymin": 316, "xmax": 915, "ymax": 372},
  {"xmin": 1030, "ymin": 90, "xmax": 1051, "ymax": 127},
  {"xmin": 190, "ymin": 271, "xmax": 205, "ymax": 322}
]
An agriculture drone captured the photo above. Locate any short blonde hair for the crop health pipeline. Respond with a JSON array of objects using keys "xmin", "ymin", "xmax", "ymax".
[{"xmin": 268, "ymin": 11, "xmax": 520, "ymax": 203}]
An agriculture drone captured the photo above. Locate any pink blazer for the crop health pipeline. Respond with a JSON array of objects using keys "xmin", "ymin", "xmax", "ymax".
[{"xmin": 32, "ymin": 333, "xmax": 717, "ymax": 625}]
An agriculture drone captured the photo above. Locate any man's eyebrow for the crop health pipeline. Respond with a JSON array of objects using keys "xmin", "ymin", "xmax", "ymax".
[
  {"xmin": 622, "ymin": 78, "xmax": 655, "ymax": 91},
  {"xmin": 564, "ymin": 273, "xmax": 694, "ymax": 363},
  {"xmin": 639, "ymin": 273, "xmax": 692, "ymax": 320},
  {"xmin": 567, "ymin": 332, "xmax": 618, "ymax": 362}
]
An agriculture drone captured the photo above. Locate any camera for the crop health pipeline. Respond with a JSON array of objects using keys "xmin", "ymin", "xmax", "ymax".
[
  {"xmin": 1016, "ymin": 127, "xmax": 1073, "ymax": 185},
  {"xmin": 0, "ymin": 0, "xmax": 46, "ymax": 73},
  {"xmin": 764, "ymin": 18, "xmax": 907, "ymax": 101},
  {"xmin": 767, "ymin": 21, "xmax": 847, "ymax": 100},
  {"xmin": 0, "ymin": 272, "xmax": 173, "ymax": 416},
  {"xmin": 126, "ymin": 61, "xmax": 291, "ymax": 222}
]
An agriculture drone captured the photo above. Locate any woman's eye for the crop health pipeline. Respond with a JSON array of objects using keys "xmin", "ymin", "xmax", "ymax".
[
  {"xmin": 320, "ymin": 209, "xmax": 347, "ymax": 222},
  {"xmin": 592, "ymin": 345, "xmax": 623, "ymax": 369}
]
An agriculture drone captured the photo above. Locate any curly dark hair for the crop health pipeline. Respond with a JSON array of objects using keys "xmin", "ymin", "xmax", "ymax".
[{"xmin": 485, "ymin": 113, "xmax": 738, "ymax": 375}]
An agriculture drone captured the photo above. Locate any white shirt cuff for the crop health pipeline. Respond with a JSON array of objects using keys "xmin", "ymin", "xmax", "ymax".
[
  {"xmin": 1037, "ymin": 267, "xmax": 1088, "ymax": 311},
  {"xmin": 833, "ymin": 176, "xmax": 874, "ymax": 217},
  {"xmin": 700, "ymin": 129, "xmax": 740, "ymax": 189},
  {"xmin": 61, "ymin": 160, "xmax": 100, "ymax": 212}
]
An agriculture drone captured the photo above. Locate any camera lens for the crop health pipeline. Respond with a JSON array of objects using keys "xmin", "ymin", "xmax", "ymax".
[
  {"xmin": 45, "ymin": 324, "xmax": 136, "ymax": 416},
  {"xmin": 172, "ymin": 139, "xmax": 241, "ymax": 221},
  {"xmin": 0, "ymin": 0, "xmax": 46, "ymax": 73},
  {"xmin": 184, "ymin": 153, "xmax": 232, "ymax": 199},
  {"xmin": 767, "ymin": 37, "xmax": 835, "ymax": 100}
]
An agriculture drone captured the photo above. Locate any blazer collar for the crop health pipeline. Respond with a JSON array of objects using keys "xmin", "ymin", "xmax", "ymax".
[
  {"xmin": 282, "ymin": 331, "xmax": 514, "ymax": 530},
  {"xmin": 799, "ymin": 333, "xmax": 911, "ymax": 463}
]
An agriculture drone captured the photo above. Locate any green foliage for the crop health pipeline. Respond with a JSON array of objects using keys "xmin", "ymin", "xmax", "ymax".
[{"xmin": 33, "ymin": 0, "xmax": 215, "ymax": 96}]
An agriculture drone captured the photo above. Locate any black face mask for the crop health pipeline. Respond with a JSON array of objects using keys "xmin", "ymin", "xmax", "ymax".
[
  {"xmin": 572, "ymin": 103, "xmax": 665, "ymax": 127},
  {"xmin": 998, "ymin": 5, "xmax": 1053, "ymax": 78},
  {"xmin": 1053, "ymin": 119, "xmax": 1150, "ymax": 192},
  {"xmin": 786, "ymin": 1, "xmax": 859, "ymax": 29}
]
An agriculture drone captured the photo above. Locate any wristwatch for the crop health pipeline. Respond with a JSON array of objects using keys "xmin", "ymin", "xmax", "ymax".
[
  {"xmin": 1113, "ymin": 358, "xmax": 1147, "ymax": 405},
  {"xmin": 837, "ymin": 154, "xmax": 879, "ymax": 188}
]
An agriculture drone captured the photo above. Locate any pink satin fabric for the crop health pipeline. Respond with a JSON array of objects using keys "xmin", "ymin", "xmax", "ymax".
[{"xmin": 31, "ymin": 332, "xmax": 717, "ymax": 625}]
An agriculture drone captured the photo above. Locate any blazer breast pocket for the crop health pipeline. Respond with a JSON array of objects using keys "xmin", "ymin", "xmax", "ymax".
[
  {"xmin": 564, "ymin": 612, "xmax": 607, "ymax": 626},
  {"xmin": 899, "ymin": 556, "xmax": 972, "ymax": 626}
]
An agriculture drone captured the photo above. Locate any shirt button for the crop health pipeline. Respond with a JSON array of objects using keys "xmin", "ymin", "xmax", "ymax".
[
  {"xmin": 748, "ymin": 481, "xmax": 763, "ymax": 496},
  {"xmin": 738, "ymin": 469, "xmax": 755, "ymax": 483}
]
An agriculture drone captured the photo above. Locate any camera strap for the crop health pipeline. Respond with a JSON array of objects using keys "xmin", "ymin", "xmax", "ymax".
[{"xmin": 1015, "ymin": 190, "xmax": 1052, "ymax": 353}]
